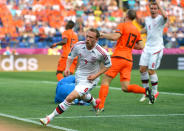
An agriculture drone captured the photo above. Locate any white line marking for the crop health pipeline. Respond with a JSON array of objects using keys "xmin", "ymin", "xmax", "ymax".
[
  {"xmin": 1, "ymin": 79, "xmax": 184, "ymax": 96},
  {"xmin": 39, "ymin": 81, "xmax": 184, "ymax": 96},
  {"xmin": 28, "ymin": 114, "xmax": 184, "ymax": 120},
  {"xmin": 0, "ymin": 113, "xmax": 78, "ymax": 131},
  {"xmin": 41, "ymin": 81, "xmax": 184, "ymax": 96},
  {"xmin": 96, "ymin": 86, "xmax": 184, "ymax": 96}
]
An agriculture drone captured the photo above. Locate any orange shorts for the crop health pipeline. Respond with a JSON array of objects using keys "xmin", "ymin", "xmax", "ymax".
[
  {"xmin": 105, "ymin": 57, "xmax": 132, "ymax": 82},
  {"xmin": 57, "ymin": 57, "xmax": 77, "ymax": 73}
]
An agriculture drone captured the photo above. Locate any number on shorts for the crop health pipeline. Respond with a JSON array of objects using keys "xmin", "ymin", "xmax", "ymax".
[
  {"xmin": 126, "ymin": 33, "xmax": 137, "ymax": 48},
  {"xmin": 152, "ymin": 63, "xmax": 155, "ymax": 68},
  {"xmin": 84, "ymin": 88, "xmax": 88, "ymax": 93}
]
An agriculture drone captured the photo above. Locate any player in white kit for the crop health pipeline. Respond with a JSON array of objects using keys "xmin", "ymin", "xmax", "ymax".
[
  {"xmin": 139, "ymin": 0, "xmax": 167, "ymax": 103},
  {"xmin": 40, "ymin": 28, "xmax": 111, "ymax": 125}
]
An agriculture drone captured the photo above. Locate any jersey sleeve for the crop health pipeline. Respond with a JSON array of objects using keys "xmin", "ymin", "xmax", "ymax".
[
  {"xmin": 62, "ymin": 31, "xmax": 69, "ymax": 39},
  {"xmin": 101, "ymin": 49, "xmax": 112, "ymax": 68},
  {"xmin": 68, "ymin": 44, "xmax": 78, "ymax": 59},
  {"xmin": 115, "ymin": 23, "xmax": 124, "ymax": 35}
]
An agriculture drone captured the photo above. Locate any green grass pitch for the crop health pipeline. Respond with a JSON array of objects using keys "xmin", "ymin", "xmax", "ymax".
[{"xmin": 0, "ymin": 70, "xmax": 184, "ymax": 131}]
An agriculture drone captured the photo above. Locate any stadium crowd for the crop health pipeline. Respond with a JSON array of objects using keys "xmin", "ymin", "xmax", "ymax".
[{"xmin": 0, "ymin": 0, "xmax": 184, "ymax": 49}]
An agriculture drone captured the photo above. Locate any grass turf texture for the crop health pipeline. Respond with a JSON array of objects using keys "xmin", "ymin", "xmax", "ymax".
[{"xmin": 0, "ymin": 70, "xmax": 184, "ymax": 131}]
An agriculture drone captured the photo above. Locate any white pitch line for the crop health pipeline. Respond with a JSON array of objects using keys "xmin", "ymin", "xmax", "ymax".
[
  {"xmin": 1, "ymin": 79, "xmax": 184, "ymax": 96},
  {"xmin": 54, "ymin": 113, "xmax": 184, "ymax": 119},
  {"xmin": 96, "ymin": 86, "xmax": 184, "ymax": 96},
  {"xmin": 28, "ymin": 114, "xmax": 184, "ymax": 120},
  {"xmin": 41, "ymin": 81, "xmax": 184, "ymax": 96},
  {"xmin": 0, "ymin": 113, "xmax": 78, "ymax": 131},
  {"xmin": 40, "ymin": 81, "xmax": 184, "ymax": 96}
]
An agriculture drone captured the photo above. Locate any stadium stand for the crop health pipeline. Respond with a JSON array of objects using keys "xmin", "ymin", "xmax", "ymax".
[{"xmin": 0, "ymin": 0, "xmax": 184, "ymax": 49}]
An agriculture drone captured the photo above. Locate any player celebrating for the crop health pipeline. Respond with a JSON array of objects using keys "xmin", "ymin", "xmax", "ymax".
[
  {"xmin": 50, "ymin": 20, "xmax": 78, "ymax": 81},
  {"xmin": 98, "ymin": 9, "xmax": 155, "ymax": 112},
  {"xmin": 139, "ymin": 0, "xmax": 167, "ymax": 103},
  {"xmin": 40, "ymin": 28, "xmax": 111, "ymax": 125}
]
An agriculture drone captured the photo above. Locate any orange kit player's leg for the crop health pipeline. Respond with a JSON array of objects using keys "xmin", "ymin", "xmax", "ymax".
[
  {"xmin": 57, "ymin": 57, "xmax": 77, "ymax": 81},
  {"xmin": 99, "ymin": 85, "xmax": 109, "ymax": 109},
  {"xmin": 56, "ymin": 57, "xmax": 67, "ymax": 81},
  {"xmin": 119, "ymin": 60, "xmax": 146, "ymax": 94},
  {"xmin": 120, "ymin": 60, "xmax": 154, "ymax": 103},
  {"xmin": 70, "ymin": 57, "xmax": 77, "ymax": 74},
  {"xmin": 99, "ymin": 57, "xmax": 120, "ymax": 110},
  {"xmin": 99, "ymin": 58, "xmax": 148, "ymax": 110}
]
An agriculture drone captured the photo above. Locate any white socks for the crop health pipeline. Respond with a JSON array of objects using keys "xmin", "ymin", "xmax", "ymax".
[
  {"xmin": 141, "ymin": 72, "xmax": 159, "ymax": 95},
  {"xmin": 141, "ymin": 72, "xmax": 149, "ymax": 88},
  {"xmin": 83, "ymin": 93, "xmax": 96, "ymax": 106},
  {"xmin": 47, "ymin": 100, "xmax": 71, "ymax": 121},
  {"xmin": 150, "ymin": 73, "xmax": 158, "ymax": 95}
]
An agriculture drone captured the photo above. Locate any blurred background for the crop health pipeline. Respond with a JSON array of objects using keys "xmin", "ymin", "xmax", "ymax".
[{"xmin": 0, "ymin": 0, "xmax": 184, "ymax": 71}]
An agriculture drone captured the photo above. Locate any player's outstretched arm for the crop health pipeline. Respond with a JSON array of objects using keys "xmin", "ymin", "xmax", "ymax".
[
  {"xmin": 100, "ymin": 32, "xmax": 121, "ymax": 41},
  {"xmin": 50, "ymin": 38, "xmax": 68, "ymax": 48}
]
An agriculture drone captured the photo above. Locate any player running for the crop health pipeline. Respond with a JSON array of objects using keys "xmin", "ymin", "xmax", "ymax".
[
  {"xmin": 50, "ymin": 20, "xmax": 78, "ymax": 81},
  {"xmin": 98, "ymin": 9, "xmax": 155, "ymax": 112},
  {"xmin": 40, "ymin": 28, "xmax": 111, "ymax": 125},
  {"xmin": 139, "ymin": 0, "xmax": 167, "ymax": 103}
]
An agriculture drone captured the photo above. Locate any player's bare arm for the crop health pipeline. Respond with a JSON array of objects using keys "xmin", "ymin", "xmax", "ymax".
[
  {"xmin": 100, "ymin": 32, "xmax": 121, "ymax": 41},
  {"xmin": 64, "ymin": 58, "xmax": 73, "ymax": 76},
  {"xmin": 50, "ymin": 38, "xmax": 68, "ymax": 48},
  {"xmin": 87, "ymin": 66, "xmax": 110, "ymax": 81},
  {"xmin": 134, "ymin": 41, "xmax": 144, "ymax": 50},
  {"xmin": 155, "ymin": 0, "xmax": 167, "ymax": 20}
]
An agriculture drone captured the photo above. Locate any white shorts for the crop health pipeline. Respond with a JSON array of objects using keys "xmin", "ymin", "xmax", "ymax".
[
  {"xmin": 75, "ymin": 77, "xmax": 99, "ymax": 97},
  {"xmin": 139, "ymin": 49, "xmax": 163, "ymax": 70}
]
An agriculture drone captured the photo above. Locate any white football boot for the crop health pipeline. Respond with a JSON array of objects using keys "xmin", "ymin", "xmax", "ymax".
[
  {"xmin": 40, "ymin": 116, "xmax": 50, "ymax": 126},
  {"xmin": 139, "ymin": 94, "xmax": 146, "ymax": 102}
]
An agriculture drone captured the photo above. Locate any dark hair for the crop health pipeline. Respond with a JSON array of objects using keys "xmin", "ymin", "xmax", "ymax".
[
  {"xmin": 127, "ymin": 9, "xmax": 136, "ymax": 20},
  {"xmin": 89, "ymin": 28, "xmax": 100, "ymax": 39},
  {"xmin": 66, "ymin": 20, "xmax": 75, "ymax": 29}
]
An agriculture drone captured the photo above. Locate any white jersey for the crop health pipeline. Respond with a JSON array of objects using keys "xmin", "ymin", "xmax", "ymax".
[
  {"xmin": 144, "ymin": 15, "xmax": 167, "ymax": 52},
  {"xmin": 68, "ymin": 41, "xmax": 111, "ymax": 82}
]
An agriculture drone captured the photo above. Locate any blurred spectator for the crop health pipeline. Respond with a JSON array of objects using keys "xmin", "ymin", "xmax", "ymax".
[
  {"xmin": 128, "ymin": 0, "xmax": 136, "ymax": 9},
  {"xmin": 3, "ymin": 46, "xmax": 11, "ymax": 55},
  {"xmin": 176, "ymin": 30, "xmax": 184, "ymax": 47},
  {"xmin": 122, "ymin": 0, "xmax": 129, "ymax": 10},
  {"xmin": 0, "ymin": 0, "xmax": 184, "ymax": 49}
]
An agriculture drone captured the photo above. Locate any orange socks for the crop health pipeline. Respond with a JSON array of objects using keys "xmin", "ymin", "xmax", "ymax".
[
  {"xmin": 99, "ymin": 85, "xmax": 109, "ymax": 109},
  {"xmin": 127, "ymin": 84, "xmax": 145, "ymax": 94},
  {"xmin": 56, "ymin": 73, "xmax": 64, "ymax": 81}
]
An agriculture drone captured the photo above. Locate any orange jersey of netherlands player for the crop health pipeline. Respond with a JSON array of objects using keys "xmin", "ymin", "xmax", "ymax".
[
  {"xmin": 112, "ymin": 21, "xmax": 142, "ymax": 61},
  {"xmin": 61, "ymin": 29, "xmax": 78, "ymax": 57}
]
